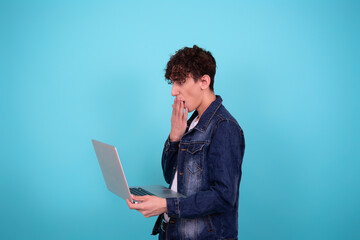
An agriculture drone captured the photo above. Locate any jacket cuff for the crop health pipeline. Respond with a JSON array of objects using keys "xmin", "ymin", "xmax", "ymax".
[
  {"xmin": 166, "ymin": 198, "xmax": 180, "ymax": 218},
  {"xmin": 165, "ymin": 136, "xmax": 180, "ymax": 152}
]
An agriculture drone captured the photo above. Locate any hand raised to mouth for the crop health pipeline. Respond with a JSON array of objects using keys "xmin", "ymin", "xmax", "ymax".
[{"xmin": 169, "ymin": 98, "xmax": 188, "ymax": 142}]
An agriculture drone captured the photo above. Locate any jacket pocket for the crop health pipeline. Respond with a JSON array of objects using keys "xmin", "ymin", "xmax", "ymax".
[{"xmin": 184, "ymin": 143, "xmax": 205, "ymax": 174}]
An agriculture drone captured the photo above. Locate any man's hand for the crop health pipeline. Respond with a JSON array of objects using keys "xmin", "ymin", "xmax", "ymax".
[
  {"xmin": 126, "ymin": 195, "xmax": 167, "ymax": 218},
  {"xmin": 169, "ymin": 98, "xmax": 188, "ymax": 142}
]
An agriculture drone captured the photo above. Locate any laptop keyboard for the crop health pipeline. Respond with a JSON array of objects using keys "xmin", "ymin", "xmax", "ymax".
[{"xmin": 130, "ymin": 187, "xmax": 155, "ymax": 196}]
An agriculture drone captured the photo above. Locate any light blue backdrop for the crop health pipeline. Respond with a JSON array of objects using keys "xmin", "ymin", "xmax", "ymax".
[{"xmin": 1, "ymin": 0, "xmax": 359, "ymax": 239}]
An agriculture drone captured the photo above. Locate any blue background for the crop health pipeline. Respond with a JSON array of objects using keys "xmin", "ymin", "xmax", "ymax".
[{"xmin": 1, "ymin": 0, "xmax": 359, "ymax": 239}]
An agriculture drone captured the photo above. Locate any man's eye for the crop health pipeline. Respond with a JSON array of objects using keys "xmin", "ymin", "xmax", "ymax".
[{"xmin": 171, "ymin": 81, "xmax": 185, "ymax": 86}]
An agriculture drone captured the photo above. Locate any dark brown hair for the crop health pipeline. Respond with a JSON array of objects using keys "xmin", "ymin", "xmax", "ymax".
[{"xmin": 165, "ymin": 45, "xmax": 216, "ymax": 91}]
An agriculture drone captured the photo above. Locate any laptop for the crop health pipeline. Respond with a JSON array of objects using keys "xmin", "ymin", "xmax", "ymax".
[{"xmin": 92, "ymin": 139, "xmax": 185, "ymax": 203}]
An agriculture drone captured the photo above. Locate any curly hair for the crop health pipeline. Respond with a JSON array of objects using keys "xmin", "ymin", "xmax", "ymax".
[{"xmin": 165, "ymin": 45, "xmax": 216, "ymax": 91}]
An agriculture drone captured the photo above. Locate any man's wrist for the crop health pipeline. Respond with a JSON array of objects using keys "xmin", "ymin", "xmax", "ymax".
[
  {"xmin": 170, "ymin": 137, "xmax": 180, "ymax": 142},
  {"xmin": 169, "ymin": 133, "xmax": 180, "ymax": 142},
  {"xmin": 162, "ymin": 198, "xmax": 168, "ymax": 214}
]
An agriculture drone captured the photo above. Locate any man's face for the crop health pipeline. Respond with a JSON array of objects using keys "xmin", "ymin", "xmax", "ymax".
[{"xmin": 171, "ymin": 76, "xmax": 202, "ymax": 112}]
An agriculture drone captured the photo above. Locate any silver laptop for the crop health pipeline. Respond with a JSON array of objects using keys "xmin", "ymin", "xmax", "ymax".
[{"xmin": 92, "ymin": 139, "xmax": 185, "ymax": 203}]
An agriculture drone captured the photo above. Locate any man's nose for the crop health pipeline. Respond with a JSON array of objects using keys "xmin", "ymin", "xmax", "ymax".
[{"xmin": 171, "ymin": 84, "xmax": 178, "ymax": 96}]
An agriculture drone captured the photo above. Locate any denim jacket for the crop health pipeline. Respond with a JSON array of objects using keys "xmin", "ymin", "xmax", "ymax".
[{"xmin": 152, "ymin": 96, "xmax": 245, "ymax": 240}]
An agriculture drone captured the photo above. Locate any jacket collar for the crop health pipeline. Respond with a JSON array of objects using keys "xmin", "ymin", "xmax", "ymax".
[{"xmin": 187, "ymin": 95, "xmax": 223, "ymax": 132}]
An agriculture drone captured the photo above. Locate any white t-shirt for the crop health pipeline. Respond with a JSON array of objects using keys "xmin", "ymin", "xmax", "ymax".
[{"xmin": 164, "ymin": 116, "xmax": 199, "ymax": 222}]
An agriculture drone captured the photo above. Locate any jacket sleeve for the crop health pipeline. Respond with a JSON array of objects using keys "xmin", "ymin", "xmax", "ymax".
[
  {"xmin": 166, "ymin": 120, "xmax": 245, "ymax": 219},
  {"xmin": 161, "ymin": 136, "xmax": 180, "ymax": 184}
]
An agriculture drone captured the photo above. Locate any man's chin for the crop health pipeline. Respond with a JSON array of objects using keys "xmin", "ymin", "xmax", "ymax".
[
  {"xmin": 187, "ymin": 107, "xmax": 195, "ymax": 113},
  {"xmin": 184, "ymin": 103, "xmax": 195, "ymax": 113}
]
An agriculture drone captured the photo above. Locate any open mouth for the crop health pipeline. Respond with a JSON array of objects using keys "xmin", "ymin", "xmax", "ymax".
[{"xmin": 176, "ymin": 98, "xmax": 185, "ymax": 104}]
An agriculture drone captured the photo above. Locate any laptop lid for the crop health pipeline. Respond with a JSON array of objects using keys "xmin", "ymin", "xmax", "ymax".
[{"xmin": 92, "ymin": 139, "xmax": 132, "ymax": 201}]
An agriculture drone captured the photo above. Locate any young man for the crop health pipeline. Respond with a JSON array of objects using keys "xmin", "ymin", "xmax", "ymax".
[{"xmin": 127, "ymin": 45, "xmax": 245, "ymax": 239}]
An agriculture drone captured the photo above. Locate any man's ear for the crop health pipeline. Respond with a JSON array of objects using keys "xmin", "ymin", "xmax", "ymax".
[{"xmin": 200, "ymin": 75, "xmax": 211, "ymax": 90}]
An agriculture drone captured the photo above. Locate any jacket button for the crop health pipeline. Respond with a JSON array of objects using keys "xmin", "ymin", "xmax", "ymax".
[{"xmin": 179, "ymin": 172, "xmax": 184, "ymax": 175}]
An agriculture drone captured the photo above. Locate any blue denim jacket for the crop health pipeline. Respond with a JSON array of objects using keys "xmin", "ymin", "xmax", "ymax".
[{"xmin": 152, "ymin": 96, "xmax": 245, "ymax": 240}]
